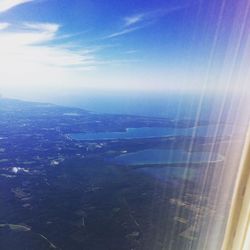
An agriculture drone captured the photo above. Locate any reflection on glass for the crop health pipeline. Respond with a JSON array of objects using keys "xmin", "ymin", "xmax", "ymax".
[{"xmin": 0, "ymin": 0, "xmax": 250, "ymax": 250}]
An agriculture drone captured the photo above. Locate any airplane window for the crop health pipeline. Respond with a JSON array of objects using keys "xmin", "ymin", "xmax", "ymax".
[{"xmin": 0, "ymin": 0, "xmax": 249, "ymax": 249}]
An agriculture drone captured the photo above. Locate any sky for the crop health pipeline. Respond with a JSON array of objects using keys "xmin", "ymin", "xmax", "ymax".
[{"xmin": 0, "ymin": 0, "xmax": 249, "ymax": 100}]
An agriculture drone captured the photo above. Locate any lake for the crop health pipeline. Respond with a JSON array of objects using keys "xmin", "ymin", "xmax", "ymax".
[{"xmin": 112, "ymin": 149, "xmax": 223, "ymax": 165}]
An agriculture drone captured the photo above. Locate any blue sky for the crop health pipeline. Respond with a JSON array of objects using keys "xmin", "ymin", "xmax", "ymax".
[{"xmin": 0, "ymin": 0, "xmax": 248, "ymax": 99}]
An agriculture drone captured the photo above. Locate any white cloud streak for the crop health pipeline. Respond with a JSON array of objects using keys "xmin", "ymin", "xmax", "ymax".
[
  {"xmin": 0, "ymin": 21, "xmax": 102, "ymax": 96},
  {"xmin": 106, "ymin": 6, "xmax": 186, "ymax": 39},
  {"xmin": 0, "ymin": 22, "xmax": 97, "ymax": 69},
  {"xmin": 105, "ymin": 26, "xmax": 143, "ymax": 39},
  {"xmin": 125, "ymin": 6, "xmax": 186, "ymax": 27},
  {"xmin": 24, "ymin": 22, "xmax": 60, "ymax": 33},
  {"xmin": 0, "ymin": 0, "xmax": 35, "ymax": 12},
  {"xmin": 0, "ymin": 22, "xmax": 9, "ymax": 30},
  {"xmin": 124, "ymin": 14, "xmax": 144, "ymax": 27}
]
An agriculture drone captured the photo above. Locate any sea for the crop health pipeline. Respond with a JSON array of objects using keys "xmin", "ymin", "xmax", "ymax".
[{"xmin": 48, "ymin": 91, "xmax": 240, "ymax": 122}]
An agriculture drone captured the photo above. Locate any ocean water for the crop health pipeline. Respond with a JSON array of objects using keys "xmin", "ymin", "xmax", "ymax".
[
  {"xmin": 51, "ymin": 93, "xmax": 216, "ymax": 119},
  {"xmin": 45, "ymin": 92, "xmax": 246, "ymax": 131}
]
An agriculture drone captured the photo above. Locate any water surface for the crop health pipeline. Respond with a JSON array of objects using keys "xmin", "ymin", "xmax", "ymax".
[{"xmin": 113, "ymin": 149, "xmax": 222, "ymax": 165}]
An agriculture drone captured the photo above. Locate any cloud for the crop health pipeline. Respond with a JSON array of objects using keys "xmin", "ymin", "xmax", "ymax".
[
  {"xmin": 0, "ymin": 22, "xmax": 10, "ymax": 30},
  {"xmin": 105, "ymin": 26, "xmax": 143, "ymax": 39},
  {"xmin": 124, "ymin": 50, "xmax": 137, "ymax": 54},
  {"xmin": 0, "ymin": 21, "xmax": 105, "ymax": 97},
  {"xmin": 0, "ymin": 22, "xmax": 97, "ymax": 69},
  {"xmin": 124, "ymin": 6, "xmax": 186, "ymax": 27},
  {"xmin": 0, "ymin": 0, "xmax": 35, "ymax": 13},
  {"xmin": 23, "ymin": 22, "xmax": 60, "ymax": 34},
  {"xmin": 124, "ymin": 14, "xmax": 144, "ymax": 27},
  {"xmin": 0, "ymin": 21, "xmax": 101, "ymax": 97},
  {"xmin": 106, "ymin": 6, "xmax": 186, "ymax": 39}
]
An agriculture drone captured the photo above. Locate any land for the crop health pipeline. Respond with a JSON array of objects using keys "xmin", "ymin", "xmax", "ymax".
[{"xmin": 0, "ymin": 98, "xmax": 227, "ymax": 250}]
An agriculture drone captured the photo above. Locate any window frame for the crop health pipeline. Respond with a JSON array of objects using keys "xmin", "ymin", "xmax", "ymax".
[{"xmin": 222, "ymin": 126, "xmax": 250, "ymax": 250}]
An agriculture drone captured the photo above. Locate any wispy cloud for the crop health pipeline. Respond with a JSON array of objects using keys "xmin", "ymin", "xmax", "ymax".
[
  {"xmin": 0, "ymin": 0, "xmax": 35, "ymax": 13},
  {"xmin": 124, "ymin": 6, "xmax": 186, "ymax": 27},
  {"xmin": 106, "ymin": 6, "xmax": 186, "ymax": 39},
  {"xmin": 124, "ymin": 14, "xmax": 144, "ymax": 27},
  {"xmin": 0, "ymin": 22, "xmax": 98, "ymax": 71},
  {"xmin": 23, "ymin": 22, "xmax": 60, "ymax": 34},
  {"xmin": 0, "ymin": 22, "xmax": 10, "ymax": 30},
  {"xmin": 105, "ymin": 26, "xmax": 143, "ymax": 39},
  {"xmin": 124, "ymin": 50, "xmax": 137, "ymax": 54},
  {"xmin": 0, "ymin": 20, "xmax": 106, "ymax": 95}
]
